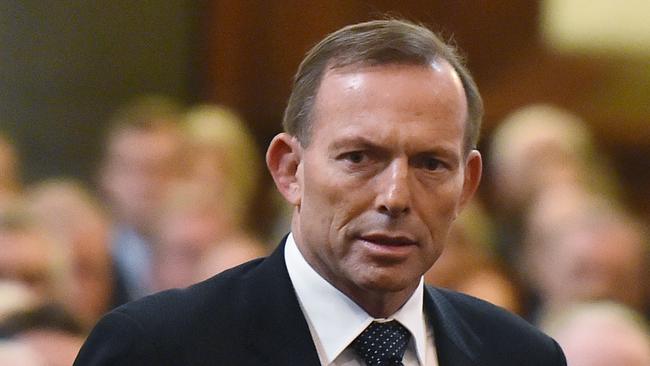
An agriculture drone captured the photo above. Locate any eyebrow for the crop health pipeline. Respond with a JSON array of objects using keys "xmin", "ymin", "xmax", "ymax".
[
  {"xmin": 328, "ymin": 136, "xmax": 381, "ymax": 152},
  {"xmin": 328, "ymin": 136, "xmax": 460, "ymax": 162}
]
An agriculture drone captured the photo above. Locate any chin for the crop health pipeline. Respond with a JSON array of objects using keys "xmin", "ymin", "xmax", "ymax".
[{"xmin": 357, "ymin": 271, "xmax": 418, "ymax": 293}]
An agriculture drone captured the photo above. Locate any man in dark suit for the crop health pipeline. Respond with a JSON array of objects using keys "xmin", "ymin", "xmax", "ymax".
[{"xmin": 75, "ymin": 19, "xmax": 566, "ymax": 365}]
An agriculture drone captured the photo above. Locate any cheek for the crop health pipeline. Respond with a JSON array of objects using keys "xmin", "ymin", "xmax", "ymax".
[
  {"xmin": 417, "ymin": 185, "xmax": 462, "ymax": 232},
  {"xmin": 302, "ymin": 165, "xmax": 368, "ymax": 228}
]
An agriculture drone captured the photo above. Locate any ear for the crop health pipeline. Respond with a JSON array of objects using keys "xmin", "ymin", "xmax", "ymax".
[
  {"xmin": 266, "ymin": 133, "xmax": 303, "ymax": 206},
  {"xmin": 458, "ymin": 149, "xmax": 482, "ymax": 210}
]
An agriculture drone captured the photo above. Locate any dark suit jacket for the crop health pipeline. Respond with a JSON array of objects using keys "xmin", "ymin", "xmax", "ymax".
[{"xmin": 74, "ymin": 240, "xmax": 566, "ymax": 365}]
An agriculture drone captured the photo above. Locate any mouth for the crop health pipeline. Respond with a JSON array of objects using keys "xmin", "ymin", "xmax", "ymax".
[
  {"xmin": 359, "ymin": 233, "xmax": 418, "ymax": 247},
  {"xmin": 356, "ymin": 233, "xmax": 419, "ymax": 260}
]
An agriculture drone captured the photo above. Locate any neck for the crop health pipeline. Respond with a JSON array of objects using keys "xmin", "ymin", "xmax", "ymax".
[
  {"xmin": 290, "ymin": 215, "xmax": 420, "ymax": 318},
  {"xmin": 347, "ymin": 282, "xmax": 420, "ymax": 318}
]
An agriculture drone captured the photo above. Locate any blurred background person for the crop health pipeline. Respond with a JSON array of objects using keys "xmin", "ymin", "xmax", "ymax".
[
  {"xmin": 488, "ymin": 104, "xmax": 620, "ymax": 265},
  {"xmin": 0, "ymin": 280, "xmax": 38, "ymax": 325},
  {"xmin": 521, "ymin": 183, "xmax": 649, "ymax": 322},
  {"xmin": 152, "ymin": 182, "xmax": 266, "ymax": 291},
  {"xmin": 541, "ymin": 302, "xmax": 650, "ymax": 366},
  {"xmin": 98, "ymin": 95, "xmax": 186, "ymax": 301},
  {"xmin": 425, "ymin": 200, "xmax": 522, "ymax": 314},
  {"xmin": 25, "ymin": 178, "xmax": 126, "ymax": 330},
  {"xmin": 0, "ymin": 203, "xmax": 85, "ymax": 364},
  {"xmin": 0, "ymin": 203, "xmax": 70, "ymax": 306},
  {"xmin": 0, "ymin": 133, "xmax": 21, "ymax": 207},
  {"xmin": 156, "ymin": 103, "xmax": 271, "ymax": 287},
  {"xmin": 182, "ymin": 104, "xmax": 263, "ymax": 236},
  {"xmin": 192, "ymin": 236, "xmax": 268, "ymax": 283},
  {"xmin": 0, "ymin": 340, "xmax": 44, "ymax": 366},
  {"xmin": 0, "ymin": 304, "xmax": 85, "ymax": 366}
]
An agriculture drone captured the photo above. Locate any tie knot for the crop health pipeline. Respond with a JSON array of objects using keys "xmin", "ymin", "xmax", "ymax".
[{"xmin": 351, "ymin": 320, "xmax": 411, "ymax": 366}]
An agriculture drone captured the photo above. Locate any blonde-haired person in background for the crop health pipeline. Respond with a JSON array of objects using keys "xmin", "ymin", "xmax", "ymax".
[
  {"xmin": 183, "ymin": 105, "xmax": 262, "ymax": 232},
  {"xmin": 151, "ymin": 181, "xmax": 266, "ymax": 291}
]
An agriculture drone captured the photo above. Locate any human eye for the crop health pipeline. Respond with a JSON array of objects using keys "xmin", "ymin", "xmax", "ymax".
[
  {"xmin": 335, "ymin": 150, "xmax": 382, "ymax": 174},
  {"xmin": 338, "ymin": 151, "xmax": 367, "ymax": 164},
  {"xmin": 413, "ymin": 155, "xmax": 446, "ymax": 172}
]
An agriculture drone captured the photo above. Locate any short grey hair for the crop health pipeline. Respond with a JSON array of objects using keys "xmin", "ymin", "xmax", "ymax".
[{"xmin": 282, "ymin": 18, "xmax": 483, "ymax": 152}]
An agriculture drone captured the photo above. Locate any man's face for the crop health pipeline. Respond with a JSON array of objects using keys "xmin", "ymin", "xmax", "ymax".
[
  {"xmin": 154, "ymin": 205, "xmax": 227, "ymax": 290},
  {"xmin": 0, "ymin": 229, "xmax": 55, "ymax": 300},
  {"xmin": 535, "ymin": 215, "xmax": 647, "ymax": 308},
  {"xmin": 101, "ymin": 126, "xmax": 182, "ymax": 232},
  {"xmin": 291, "ymin": 62, "xmax": 481, "ymax": 303},
  {"xmin": 525, "ymin": 186, "xmax": 648, "ymax": 309}
]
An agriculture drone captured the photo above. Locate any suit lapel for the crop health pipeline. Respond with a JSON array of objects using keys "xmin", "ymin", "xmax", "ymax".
[
  {"xmin": 243, "ymin": 239, "xmax": 321, "ymax": 366},
  {"xmin": 241, "ymin": 240, "xmax": 484, "ymax": 366},
  {"xmin": 425, "ymin": 287, "xmax": 481, "ymax": 366}
]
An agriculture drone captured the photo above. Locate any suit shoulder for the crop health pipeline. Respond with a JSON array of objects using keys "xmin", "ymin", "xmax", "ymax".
[
  {"xmin": 76, "ymin": 257, "xmax": 271, "ymax": 365},
  {"xmin": 120, "ymin": 257, "xmax": 265, "ymax": 323},
  {"xmin": 74, "ymin": 310, "xmax": 161, "ymax": 365},
  {"xmin": 96, "ymin": 258, "xmax": 265, "ymax": 346},
  {"xmin": 431, "ymin": 287, "xmax": 533, "ymax": 329},
  {"xmin": 428, "ymin": 287, "xmax": 566, "ymax": 365}
]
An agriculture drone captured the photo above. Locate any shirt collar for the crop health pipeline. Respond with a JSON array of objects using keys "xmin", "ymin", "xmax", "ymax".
[{"xmin": 285, "ymin": 233, "xmax": 427, "ymax": 365}]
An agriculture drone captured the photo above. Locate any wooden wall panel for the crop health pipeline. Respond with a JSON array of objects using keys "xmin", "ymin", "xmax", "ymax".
[
  {"xmin": 201, "ymin": 0, "xmax": 539, "ymax": 144},
  {"xmin": 201, "ymin": 0, "xmax": 650, "ymax": 216}
]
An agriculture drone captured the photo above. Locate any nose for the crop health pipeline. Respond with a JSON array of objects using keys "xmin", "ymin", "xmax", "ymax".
[{"xmin": 376, "ymin": 158, "xmax": 411, "ymax": 217}]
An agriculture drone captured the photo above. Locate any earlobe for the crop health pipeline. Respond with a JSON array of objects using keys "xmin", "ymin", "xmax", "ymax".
[
  {"xmin": 266, "ymin": 133, "xmax": 302, "ymax": 206},
  {"xmin": 459, "ymin": 150, "xmax": 482, "ymax": 209}
]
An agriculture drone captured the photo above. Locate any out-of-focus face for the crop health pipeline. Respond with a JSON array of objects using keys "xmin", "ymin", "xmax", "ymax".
[
  {"xmin": 0, "ymin": 341, "xmax": 45, "ymax": 366},
  {"xmin": 66, "ymin": 220, "xmax": 113, "ymax": 328},
  {"xmin": 553, "ymin": 312, "xmax": 650, "ymax": 366},
  {"xmin": 288, "ymin": 63, "xmax": 481, "ymax": 310},
  {"xmin": 539, "ymin": 218, "xmax": 646, "ymax": 308},
  {"xmin": 0, "ymin": 229, "xmax": 54, "ymax": 301},
  {"xmin": 26, "ymin": 185, "xmax": 114, "ymax": 328},
  {"xmin": 101, "ymin": 126, "xmax": 183, "ymax": 233},
  {"xmin": 495, "ymin": 142, "xmax": 582, "ymax": 212},
  {"xmin": 18, "ymin": 329, "xmax": 84, "ymax": 366},
  {"xmin": 154, "ymin": 205, "xmax": 227, "ymax": 290},
  {"xmin": 526, "ymin": 187, "xmax": 648, "ymax": 310},
  {"xmin": 188, "ymin": 145, "xmax": 228, "ymax": 196}
]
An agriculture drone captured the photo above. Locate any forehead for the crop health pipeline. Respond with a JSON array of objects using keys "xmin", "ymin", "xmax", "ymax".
[
  {"xmin": 110, "ymin": 124, "xmax": 177, "ymax": 144},
  {"xmin": 310, "ymin": 62, "xmax": 467, "ymax": 150},
  {"xmin": 107, "ymin": 125, "xmax": 181, "ymax": 158}
]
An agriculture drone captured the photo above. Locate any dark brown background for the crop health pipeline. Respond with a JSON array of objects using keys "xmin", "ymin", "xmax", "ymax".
[
  {"xmin": 202, "ymin": 1, "xmax": 650, "ymax": 219},
  {"xmin": 2, "ymin": 1, "xmax": 649, "ymax": 219}
]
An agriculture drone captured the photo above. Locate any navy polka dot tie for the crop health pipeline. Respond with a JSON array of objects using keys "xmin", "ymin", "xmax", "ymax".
[{"xmin": 351, "ymin": 320, "xmax": 411, "ymax": 366}]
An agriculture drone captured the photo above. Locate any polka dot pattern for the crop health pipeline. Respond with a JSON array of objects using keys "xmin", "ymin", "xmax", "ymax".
[{"xmin": 351, "ymin": 320, "xmax": 411, "ymax": 366}]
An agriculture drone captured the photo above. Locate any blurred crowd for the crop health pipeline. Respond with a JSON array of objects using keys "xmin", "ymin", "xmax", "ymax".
[{"xmin": 0, "ymin": 98, "xmax": 648, "ymax": 365}]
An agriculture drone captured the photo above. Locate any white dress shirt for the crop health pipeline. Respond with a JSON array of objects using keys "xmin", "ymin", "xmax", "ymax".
[{"xmin": 285, "ymin": 234, "xmax": 438, "ymax": 366}]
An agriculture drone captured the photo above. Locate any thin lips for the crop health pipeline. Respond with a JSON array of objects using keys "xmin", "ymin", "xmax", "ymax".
[{"xmin": 359, "ymin": 233, "xmax": 417, "ymax": 246}]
